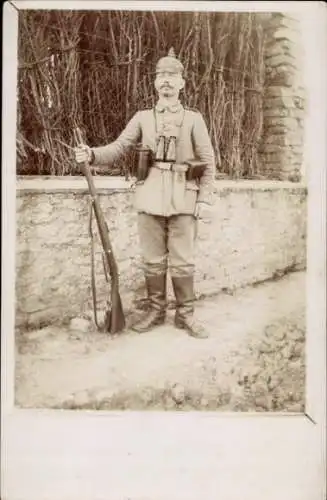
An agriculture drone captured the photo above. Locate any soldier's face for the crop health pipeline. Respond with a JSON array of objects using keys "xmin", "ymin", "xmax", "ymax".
[{"xmin": 155, "ymin": 71, "xmax": 185, "ymax": 98}]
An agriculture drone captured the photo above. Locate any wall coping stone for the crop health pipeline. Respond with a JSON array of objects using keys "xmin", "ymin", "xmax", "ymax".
[{"xmin": 16, "ymin": 176, "xmax": 308, "ymax": 195}]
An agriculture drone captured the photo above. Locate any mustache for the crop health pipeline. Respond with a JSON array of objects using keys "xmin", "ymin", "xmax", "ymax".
[{"xmin": 160, "ymin": 83, "xmax": 174, "ymax": 88}]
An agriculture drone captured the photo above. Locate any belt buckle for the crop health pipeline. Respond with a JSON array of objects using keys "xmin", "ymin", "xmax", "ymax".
[{"xmin": 156, "ymin": 161, "xmax": 173, "ymax": 171}]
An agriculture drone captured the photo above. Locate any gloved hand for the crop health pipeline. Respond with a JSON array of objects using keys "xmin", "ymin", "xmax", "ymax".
[{"xmin": 74, "ymin": 143, "xmax": 93, "ymax": 164}]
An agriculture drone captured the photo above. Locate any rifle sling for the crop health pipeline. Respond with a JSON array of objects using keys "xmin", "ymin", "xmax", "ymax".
[{"xmin": 89, "ymin": 200, "xmax": 101, "ymax": 330}]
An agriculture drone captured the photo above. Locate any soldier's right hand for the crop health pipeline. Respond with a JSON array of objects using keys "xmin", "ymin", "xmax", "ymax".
[{"xmin": 74, "ymin": 143, "xmax": 93, "ymax": 164}]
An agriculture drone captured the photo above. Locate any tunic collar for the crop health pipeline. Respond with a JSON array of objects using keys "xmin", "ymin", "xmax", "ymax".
[{"xmin": 155, "ymin": 100, "xmax": 183, "ymax": 113}]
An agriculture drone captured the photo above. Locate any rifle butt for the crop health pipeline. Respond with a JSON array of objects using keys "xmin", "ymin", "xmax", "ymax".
[{"xmin": 105, "ymin": 292, "xmax": 126, "ymax": 334}]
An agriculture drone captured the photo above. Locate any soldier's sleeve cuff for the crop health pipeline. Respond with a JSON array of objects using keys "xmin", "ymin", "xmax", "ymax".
[{"xmin": 197, "ymin": 192, "xmax": 213, "ymax": 204}]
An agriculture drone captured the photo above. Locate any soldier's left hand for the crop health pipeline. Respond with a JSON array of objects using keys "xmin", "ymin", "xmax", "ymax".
[{"xmin": 194, "ymin": 202, "xmax": 213, "ymax": 221}]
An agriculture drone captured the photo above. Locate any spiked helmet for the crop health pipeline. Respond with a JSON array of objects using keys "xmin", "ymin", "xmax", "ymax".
[{"xmin": 155, "ymin": 47, "xmax": 184, "ymax": 75}]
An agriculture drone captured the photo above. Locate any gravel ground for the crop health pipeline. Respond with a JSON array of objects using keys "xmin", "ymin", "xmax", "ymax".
[{"xmin": 15, "ymin": 271, "xmax": 305, "ymax": 412}]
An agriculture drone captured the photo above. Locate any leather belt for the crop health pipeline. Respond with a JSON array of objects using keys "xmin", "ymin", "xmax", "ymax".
[
  {"xmin": 154, "ymin": 161, "xmax": 174, "ymax": 171},
  {"xmin": 154, "ymin": 162, "xmax": 188, "ymax": 173}
]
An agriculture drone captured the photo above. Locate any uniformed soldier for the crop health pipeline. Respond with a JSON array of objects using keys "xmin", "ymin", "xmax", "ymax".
[{"xmin": 74, "ymin": 48, "xmax": 216, "ymax": 339}]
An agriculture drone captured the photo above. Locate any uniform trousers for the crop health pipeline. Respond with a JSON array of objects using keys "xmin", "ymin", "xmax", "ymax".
[{"xmin": 137, "ymin": 212, "xmax": 197, "ymax": 278}]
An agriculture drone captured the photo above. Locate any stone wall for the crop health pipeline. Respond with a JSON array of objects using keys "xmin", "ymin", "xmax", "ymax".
[
  {"xmin": 260, "ymin": 12, "xmax": 306, "ymax": 181},
  {"xmin": 15, "ymin": 177, "xmax": 307, "ymax": 328}
]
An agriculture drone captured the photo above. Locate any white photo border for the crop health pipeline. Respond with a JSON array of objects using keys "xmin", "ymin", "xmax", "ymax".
[{"xmin": 2, "ymin": 1, "xmax": 326, "ymax": 499}]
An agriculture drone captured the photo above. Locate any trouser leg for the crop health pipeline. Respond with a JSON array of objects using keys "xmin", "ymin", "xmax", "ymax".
[
  {"xmin": 168, "ymin": 214, "xmax": 196, "ymax": 278},
  {"xmin": 131, "ymin": 213, "xmax": 168, "ymax": 333},
  {"xmin": 168, "ymin": 215, "xmax": 208, "ymax": 339}
]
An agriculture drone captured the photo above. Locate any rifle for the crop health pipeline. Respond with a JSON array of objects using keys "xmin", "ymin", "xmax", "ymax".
[{"xmin": 73, "ymin": 127, "xmax": 126, "ymax": 334}]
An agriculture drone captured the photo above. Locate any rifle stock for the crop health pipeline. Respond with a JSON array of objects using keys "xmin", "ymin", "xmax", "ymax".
[{"xmin": 74, "ymin": 128, "xmax": 126, "ymax": 334}]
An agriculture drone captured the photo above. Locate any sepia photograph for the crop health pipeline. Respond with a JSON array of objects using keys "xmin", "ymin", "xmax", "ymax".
[
  {"xmin": 2, "ymin": 1, "xmax": 326, "ymax": 499},
  {"xmin": 13, "ymin": 6, "xmax": 309, "ymax": 414}
]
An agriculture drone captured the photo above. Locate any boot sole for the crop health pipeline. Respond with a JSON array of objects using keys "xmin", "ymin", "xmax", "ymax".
[
  {"xmin": 131, "ymin": 318, "xmax": 166, "ymax": 333},
  {"xmin": 174, "ymin": 321, "xmax": 209, "ymax": 339}
]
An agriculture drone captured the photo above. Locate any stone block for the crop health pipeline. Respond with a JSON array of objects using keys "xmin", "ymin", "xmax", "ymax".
[
  {"xmin": 267, "ymin": 12, "xmax": 302, "ymax": 28},
  {"xmin": 264, "ymin": 44, "xmax": 298, "ymax": 61},
  {"xmin": 263, "ymin": 107, "xmax": 289, "ymax": 118},
  {"xmin": 270, "ymin": 28, "xmax": 301, "ymax": 45},
  {"xmin": 264, "ymin": 116, "xmax": 301, "ymax": 130},
  {"xmin": 288, "ymin": 107, "xmax": 305, "ymax": 119},
  {"xmin": 266, "ymin": 70, "xmax": 303, "ymax": 88},
  {"xmin": 260, "ymin": 146, "xmax": 303, "ymax": 163},
  {"xmin": 265, "ymin": 38, "xmax": 304, "ymax": 60},
  {"xmin": 267, "ymin": 16, "xmax": 300, "ymax": 31},
  {"xmin": 260, "ymin": 151, "xmax": 283, "ymax": 164},
  {"xmin": 265, "ymin": 54, "xmax": 298, "ymax": 70},
  {"xmin": 263, "ymin": 96, "xmax": 295, "ymax": 110},
  {"xmin": 259, "ymin": 145, "xmax": 286, "ymax": 154},
  {"xmin": 263, "ymin": 134, "xmax": 303, "ymax": 147},
  {"xmin": 265, "ymin": 86, "xmax": 302, "ymax": 100}
]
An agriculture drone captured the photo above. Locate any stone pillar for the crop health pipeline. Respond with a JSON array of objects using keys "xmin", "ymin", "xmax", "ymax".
[{"xmin": 260, "ymin": 13, "xmax": 306, "ymax": 181}]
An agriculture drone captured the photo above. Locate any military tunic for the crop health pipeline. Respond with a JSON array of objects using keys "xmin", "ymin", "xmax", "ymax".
[
  {"xmin": 92, "ymin": 102, "xmax": 215, "ymax": 277},
  {"xmin": 92, "ymin": 102, "xmax": 215, "ymax": 216}
]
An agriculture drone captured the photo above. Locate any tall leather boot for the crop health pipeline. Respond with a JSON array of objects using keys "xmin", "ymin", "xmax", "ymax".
[
  {"xmin": 131, "ymin": 274, "xmax": 167, "ymax": 333},
  {"xmin": 172, "ymin": 276, "xmax": 209, "ymax": 339}
]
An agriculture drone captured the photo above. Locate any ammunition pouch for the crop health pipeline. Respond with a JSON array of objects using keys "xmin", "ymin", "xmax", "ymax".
[
  {"xmin": 184, "ymin": 159, "xmax": 207, "ymax": 181},
  {"xmin": 134, "ymin": 145, "xmax": 154, "ymax": 182}
]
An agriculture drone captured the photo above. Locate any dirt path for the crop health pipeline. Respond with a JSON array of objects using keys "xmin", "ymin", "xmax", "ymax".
[{"xmin": 15, "ymin": 271, "xmax": 305, "ymax": 412}]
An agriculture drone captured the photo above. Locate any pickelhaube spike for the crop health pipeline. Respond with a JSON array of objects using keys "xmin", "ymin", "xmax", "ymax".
[{"xmin": 168, "ymin": 47, "xmax": 176, "ymax": 58}]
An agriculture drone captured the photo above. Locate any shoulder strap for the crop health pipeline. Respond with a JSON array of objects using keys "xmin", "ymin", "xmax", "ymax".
[{"xmin": 184, "ymin": 106, "xmax": 200, "ymax": 113}]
